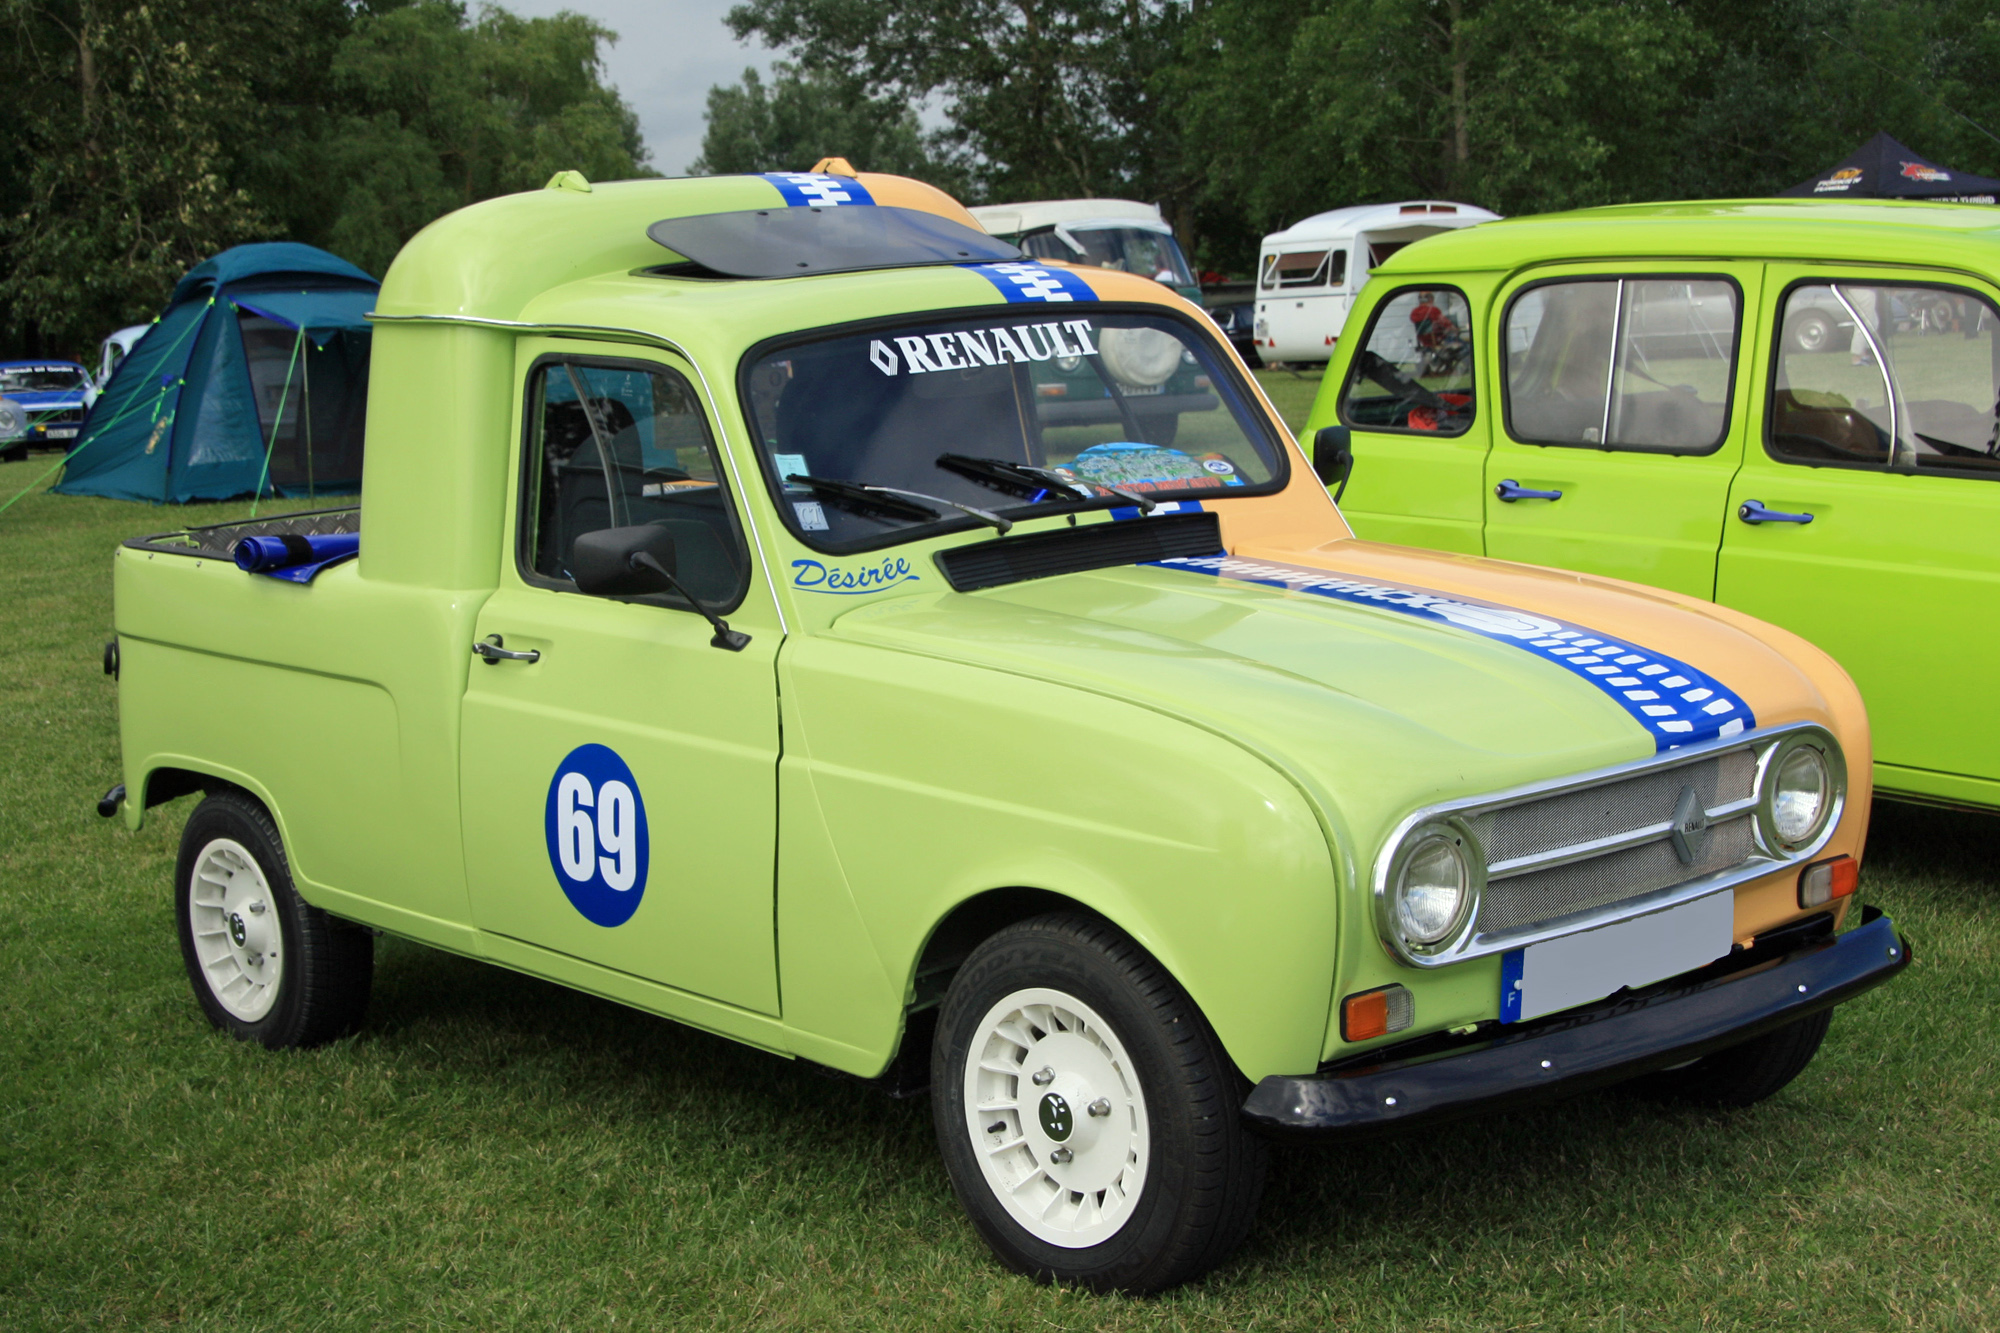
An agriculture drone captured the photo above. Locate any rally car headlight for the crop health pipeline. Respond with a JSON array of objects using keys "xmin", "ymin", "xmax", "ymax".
[
  {"xmin": 1388, "ymin": 822, "xmax": 1479, "ymax": 951},
  {"xmin": 0, "ymin": 399, "xmax": 24, "ymax": 442},
  {"xmin": 1759, "ymin": 732, "xmax": 1843, "ymax": 853}
]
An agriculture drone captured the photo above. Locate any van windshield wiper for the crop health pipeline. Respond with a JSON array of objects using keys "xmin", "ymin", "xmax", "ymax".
[
  {"xmin": 791, "ymin": 474, "xmax": 1012, "ymax": 534},
  {"xmin": 935, "ymin": 454, "xmax": 1158, "ymax": 515}
]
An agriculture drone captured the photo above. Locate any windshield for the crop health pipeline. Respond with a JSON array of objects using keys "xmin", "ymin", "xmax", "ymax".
[
  {"xmin": 0, "ymin": 365, "xmax": 85, "ymax": 393},
  {"xmin": 745, "ymin": 308, "xmax": 1287, "ymax": 551},
  {"xmin": 1019, "ymin": 227, "xmax": 1196, "ymax": 288}
]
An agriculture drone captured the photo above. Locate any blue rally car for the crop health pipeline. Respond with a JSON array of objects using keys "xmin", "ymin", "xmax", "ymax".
[{"xmin": 0, "ymin": 360, "xmax": 90, "ymax": 462}]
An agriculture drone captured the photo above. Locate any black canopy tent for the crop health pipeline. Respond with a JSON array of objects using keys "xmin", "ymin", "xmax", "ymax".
[{"xmin": 1782, "ymin": 132, "xmax": 2000, "ymax": 203}]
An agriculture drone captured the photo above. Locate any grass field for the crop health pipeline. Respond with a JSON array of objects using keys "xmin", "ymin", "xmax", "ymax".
[{"xmin": 2, "ymin": 451, "xmax": 1995, "ymax": 1331}]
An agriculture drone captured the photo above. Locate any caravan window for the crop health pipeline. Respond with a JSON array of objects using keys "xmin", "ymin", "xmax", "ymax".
[
  {"xmin": 1261, "ymin": 250, "xmax": 1346, "ymax": 290},
  {"xmin": 1336, "ymin": 287, "xmax": 1475, "ymax": 434},
  {"xmin": 1503, "ymin": 277, "xmax": 1739, "ymax": 454}
]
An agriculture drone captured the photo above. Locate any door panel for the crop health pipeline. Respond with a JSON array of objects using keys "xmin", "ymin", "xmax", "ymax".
[
  {"xmin": 459, "ymin": 343, "xmax": 782, "ymax": 1014},
  {"xmin": 1719, "ymin": 266, "xmax": 2000, "ymax": 786},
  {"xmin": 1483, "ymin": 267, "xmax": 1760, "ymax": 597}
]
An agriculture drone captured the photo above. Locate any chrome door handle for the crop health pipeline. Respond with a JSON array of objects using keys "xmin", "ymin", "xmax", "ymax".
[
  {"xmin": 1737, "ymin": 499, "xmax": 1814, "ymax": 525},
  {"xmin": 473, "ymin": 634, "xmax": 540, "ymax": 664},
  {"xmin": 1495, "ymin": 479, "xmax": 1563, "ymax": 502}
]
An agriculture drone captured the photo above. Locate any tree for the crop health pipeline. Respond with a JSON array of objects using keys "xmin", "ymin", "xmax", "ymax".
[{"xmin": 690, "ymin": 63, "xmax": 970, "ymax": 194}]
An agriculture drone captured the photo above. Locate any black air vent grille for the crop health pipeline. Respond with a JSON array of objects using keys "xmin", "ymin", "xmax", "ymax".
[{"xmin": 934, "ymin": 512, "xmax": 1224, "ymax": 592}]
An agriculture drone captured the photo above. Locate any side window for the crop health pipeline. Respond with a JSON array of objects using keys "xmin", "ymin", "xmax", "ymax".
[
  {"xmin": 520, "ymin": 358, "xmax": 749, "ymax": 608},
  {"xmin": 1336, "ymin": 286, "xmax": 1474, "ymax": 434},
  {"xmin": 1263, "ymin": 249, "xmax": 1337, "ymax": 290},
  {"xmin": 1503, "ymin": 277, "xmax": 1739, "ymax": 454},
  {"xmin": 1769, "ymin": 282, "xmax": 2000, "ymax": 476}
]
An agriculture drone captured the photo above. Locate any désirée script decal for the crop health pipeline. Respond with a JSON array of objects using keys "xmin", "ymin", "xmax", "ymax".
[{"xmin": 791, "ymin": 556, "xmax": 920, "ymax": 594}]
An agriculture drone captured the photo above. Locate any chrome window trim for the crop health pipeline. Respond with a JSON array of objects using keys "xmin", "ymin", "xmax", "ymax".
[{"xmin": 1373, "ymin": 722, "xmax": 1845, "ymax": 968}]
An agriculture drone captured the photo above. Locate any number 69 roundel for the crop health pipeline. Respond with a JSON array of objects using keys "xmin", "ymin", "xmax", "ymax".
[{"xmin": 543, "ymin": 743, "xmax": 651, "ymax": 926}]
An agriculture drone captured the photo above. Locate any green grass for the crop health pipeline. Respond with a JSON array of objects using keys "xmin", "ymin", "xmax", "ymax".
[
  {"xmin": 1254, "ymin": 366, "xmax": 1325, "ymax": 437},
  {"xmin": 2, "ymin": 453, "xmax": 1996, "ymax": 1330}
]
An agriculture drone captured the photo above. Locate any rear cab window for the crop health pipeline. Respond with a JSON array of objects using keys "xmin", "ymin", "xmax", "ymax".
[
  {"xmin": 1336, "ymin": 286, "xmax": 1475, "ymax": 434},
  {"xmin": 1768, "ymin": 280, "xmax": 2000, "ymax": 478},
  {"xmin": 1502, "ymin": 276, "xmax": 1741, "ymax": 454},
  {"xmin": 741, "ymin": 306, "xmax": 1288, "ymax": 553}
]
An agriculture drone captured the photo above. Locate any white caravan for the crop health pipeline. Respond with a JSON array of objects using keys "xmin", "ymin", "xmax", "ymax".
[
  {"xmin": 968, "ymin": 199, "xmax": 1203, "ymax": 303},
  {"xmin": 1255, "ymin": 201, "xmax": 1499, "ymax": 364}
]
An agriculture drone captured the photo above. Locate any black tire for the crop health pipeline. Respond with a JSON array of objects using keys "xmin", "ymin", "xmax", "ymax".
[
  {"xmin": 174, "ymin": 790, "xmax": 373, "ymax": 1049},
  {"xmin": 930, "ymin": 913, "xmax": 1267, "ymax": 1294},
  {"xmin": 1789, "ymin": 310, "xmax": 1835, "ymax": 354},
  {"xmin": 1135, "ymin": 412, "xmax": 1179, "ymax": 448},
  {"xmin": 1, "ymin": 444, "xmax": 25, "ymax": 464},
  {"xmin": 1633, "ymin": 1009, "xmax": 1831, "ymax": 1108}
]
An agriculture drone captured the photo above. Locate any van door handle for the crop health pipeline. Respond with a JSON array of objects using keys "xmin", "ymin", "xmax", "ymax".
[
  {"xmin": 1495, "ymin": 479, "xmax": 1563, "ymax": 503},
  {"xmin": 1737, "ymin": 499, "xmax": 1814, "ymax": 525},
  {"xmin": 473, "ymin": 634, "xmax": 540, "ymax": 664}
]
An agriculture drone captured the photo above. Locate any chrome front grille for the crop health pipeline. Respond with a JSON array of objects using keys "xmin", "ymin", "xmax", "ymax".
[{"xmin": 1473, "ymin": 749, "xmax": 1757, "ymax": 935}]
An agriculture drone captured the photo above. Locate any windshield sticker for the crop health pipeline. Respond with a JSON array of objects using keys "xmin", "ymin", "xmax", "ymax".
[
  {"xmin": 870, "ymin": 320, "xmax": 1099, "ymax": 375},
  {"xmin": 962, "ymin": 261, "xmax": 1098, "ymax": 304},
  {"xmin": 791, "ymin": 555, "xmax": 920, "ymax": 595},
  {"xmin": 1154, "ymin": 555, "xmax": 1755, "ymax": 751},
  {"xmin": 545, "ymin": 744, "xmax": 650, "ymax": 928},
  {"xmin": 1110, "ymin": 499, "xmax": 1205, "ymax": 521},
  {"xmin": 794, "ymin": 500, "xmax": 829, "ymax": 531},
  {"xmin": 760, "ymin": 172, "xmax": 875, "ymax": 207},
  {"xmin": 1058, "ymin": 442, "xmax": 1244, "ymax": 494}
]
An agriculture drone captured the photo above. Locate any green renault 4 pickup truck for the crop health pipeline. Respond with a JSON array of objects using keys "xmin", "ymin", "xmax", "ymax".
[
  {"xmin": 106, "ymin": 172, "xmax": 1907, "ymax": 1292},
  {"xmin": 1310, "ymin": 199, "xmax": 2000, "ymax": 812}
]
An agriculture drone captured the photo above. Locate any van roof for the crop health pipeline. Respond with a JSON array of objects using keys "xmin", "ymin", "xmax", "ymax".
[
  {"xmin": 969, "ymin": 199, "xmax": 1168, "ymax": 237},
  {"xmin": 1372, "ymin": 197, "xmax": 2000, "ymax": 274},
  {"xmin": 1263, "ymin": 201, "xmax": 1500, "ymax": 247}
]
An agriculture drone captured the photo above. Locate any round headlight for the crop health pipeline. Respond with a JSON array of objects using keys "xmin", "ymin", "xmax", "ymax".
[
  {"xmin": 1771, "ymin": 743, "xmax": 1831, "ymax": 845},
  {"xmin": 0, "ymin": 398, "xmax": 24, "ymax": 442},
  {"xmin": 1395, "ymin": 830, "xmax": 1472, "ymax": 946}
]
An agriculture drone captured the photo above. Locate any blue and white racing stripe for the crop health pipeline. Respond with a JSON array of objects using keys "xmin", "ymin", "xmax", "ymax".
[
  {"xmin": 760, "ymin": 172, "xmax": 875, "ymax": 207},
  {"xmin": 962, "ymin": 261, "xmax": 1098, "ymax": 304},
  {"xmin": 1153, "ymin": 554, "xmax": 1754, "ymax": 751}
]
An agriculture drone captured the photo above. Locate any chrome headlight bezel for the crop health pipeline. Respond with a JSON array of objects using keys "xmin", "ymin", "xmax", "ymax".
[
  {"xmin": 1755, "ymin": 730, "xmax": 1845, "ymax": 856},
  {"xmin": 1375, "ymin": 818, "xmax": 1483, "ymax": 959}
]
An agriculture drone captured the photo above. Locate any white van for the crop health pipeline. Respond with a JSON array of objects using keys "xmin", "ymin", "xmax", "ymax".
[
  {"xmin": 1255, "ymin": 201, "xmax": 1498, "ymax": 364},
  {"xmin": 83, "ymin": 324, "xmax": 150, "ymax": 410},
  {"xmin": 968, "ymin": 199, "xmax": 1203, "ymax": 304}
]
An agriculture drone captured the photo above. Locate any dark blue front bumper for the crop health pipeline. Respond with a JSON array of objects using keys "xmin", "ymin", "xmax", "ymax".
[{"xmin": 1243, "ymin": 906, "xmax": 1909, "ymax": 1139}]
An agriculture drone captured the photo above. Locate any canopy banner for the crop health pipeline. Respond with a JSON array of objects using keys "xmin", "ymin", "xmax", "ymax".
[{"xmin": 1783, "ymin": 132, "xmax": 2000, "ymax": 203}]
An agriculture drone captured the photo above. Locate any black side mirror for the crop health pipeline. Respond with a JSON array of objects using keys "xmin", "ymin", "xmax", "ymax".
[
  {"xmin": 1313, "ymin": 425, "xmax": 1354, "ymax": 502},
  {"xmin": 572, "ymin": 523, "xmax": 679, "ymax": 597}
]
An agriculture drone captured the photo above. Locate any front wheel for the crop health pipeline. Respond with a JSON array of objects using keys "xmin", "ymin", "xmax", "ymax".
[
  {"xmin": 1633, "ymin": 1009, "xmax": 1831, "ymax": 1108},
  {"xmin": 175, "ymin": 790, "xmax": 373, "ymax": 1049},
  {"xmin": 931, "ymin": 913, "xmax": 1266, "ymax": 1293}
]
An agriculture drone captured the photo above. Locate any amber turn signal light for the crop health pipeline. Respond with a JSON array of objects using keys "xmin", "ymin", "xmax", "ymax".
[
  {"xmin": 1340, "ymin": 984, "xmax": 1415, "ymax": 1042},
  {"xmin": 1798, "ymin": 854, "xmax": 1859, "ymax": 909}
]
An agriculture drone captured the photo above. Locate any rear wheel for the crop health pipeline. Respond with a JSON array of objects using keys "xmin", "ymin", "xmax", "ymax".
[
  {"xmin": 931, "ymin": 913, "xmax": 1266, "ymax": 1294},
  {"xmin": 1788, "ymin": 310, "xmax": 1835, "ymax": 354},
  {"xmin": 1634, "ymin": 1010, "xmax": 1831, "ymax": 1108},
  {"xmin": 175, "ymin": 790, "xmax": 373, "ymax": 1048}
]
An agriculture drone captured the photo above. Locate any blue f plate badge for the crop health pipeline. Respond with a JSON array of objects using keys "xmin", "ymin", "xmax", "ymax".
[{"xmin": 1500, "ymin": 891, "xmax": 1735, "ymax": 1023}]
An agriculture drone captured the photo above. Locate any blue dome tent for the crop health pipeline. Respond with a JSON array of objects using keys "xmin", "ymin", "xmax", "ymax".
[{"xmin": 57, "ymin": 243, "xmax": 379, "ymax": 503}]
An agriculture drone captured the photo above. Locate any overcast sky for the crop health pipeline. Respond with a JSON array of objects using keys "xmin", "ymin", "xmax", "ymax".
[{"xmin": 506, "ymin": 0, "xmax": 779, "ymax": 176}]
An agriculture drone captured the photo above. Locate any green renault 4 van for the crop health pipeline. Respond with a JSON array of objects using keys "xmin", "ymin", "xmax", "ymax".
[{"xmin": 1309, "ymin": 200, "xmax": 2000, "ymax": 811}]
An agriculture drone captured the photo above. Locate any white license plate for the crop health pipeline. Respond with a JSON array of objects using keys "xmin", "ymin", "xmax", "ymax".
[
  {"xmin": 1120, "ymin": 383, "xmax": 1164, "ymax": 396},
  {"xmin": 46, "ymin": 427, "xmax": 77, "ymax": 439},
  {"xmin": 1500, "ymin": 891, "xmax": 1734, "ymax": 1023}
]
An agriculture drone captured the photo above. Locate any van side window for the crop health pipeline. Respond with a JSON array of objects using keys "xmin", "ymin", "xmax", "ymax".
[
  {"xmin": 520, "ymin": 358, "xmax": 749, "ymax": 608},
  {"xmin": 1336, "ymin": 287, "xmax": 1474, "ymax": 434},
  {"xmin": 1262, "ymin": 249, "xmax": 1342, "ymax": 290},
  {"xmin": 1503, "ymin": 278, "xmax": 1738, "ymax": 454},
  {"xmin": 1768, "ymin": 282, "xmax": 2000, "ymax": 477}
]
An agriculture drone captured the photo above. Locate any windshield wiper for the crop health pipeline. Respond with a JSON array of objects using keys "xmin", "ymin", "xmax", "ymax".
[
  {"xmin": 791, "ymin": 474, "xmax": 1012, "ymax": 534},
  {"xmin": 937, "ymin": 454, "xmax": 1159, "ymax": 514}
]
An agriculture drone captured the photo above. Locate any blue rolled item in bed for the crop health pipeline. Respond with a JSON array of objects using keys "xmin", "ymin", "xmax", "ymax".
[{"xmin": 232, "ymin": 532, "xmax": 359, "ymax": 583}]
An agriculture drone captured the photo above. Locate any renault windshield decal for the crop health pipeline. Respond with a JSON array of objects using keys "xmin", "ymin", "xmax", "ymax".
[
  {"xmin": 1156, "ymin": 555, "xmax": 1754, "ymax": 751},
  {"xmin": 962, "ymin": 261, "xmax": 1097, "ymax": 304},
  {"xmin": 869, "ymin": 319, "xmax": 1099, "ymax": 374},
  {"xmin": 760, "ymin": 172, "xmax": 876, "ymax": 207}
]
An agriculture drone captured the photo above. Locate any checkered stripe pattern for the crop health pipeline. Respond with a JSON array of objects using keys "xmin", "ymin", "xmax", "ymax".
[
  {"xmin": 759, "ymin": 173, "xmax": 876, "ymax": 207},
  {"xmin": 961, "ymin": 261, "xmax": 1097, "ymax": 304},
  {"xmin": 1153, "ymin": 555, "xmax": 1755, "ymax": 752}
]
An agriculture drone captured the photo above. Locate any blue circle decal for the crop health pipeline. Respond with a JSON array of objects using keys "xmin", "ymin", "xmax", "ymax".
[{"xmin": 544, "ymin": 743, "xmax": 650, "ymax": 927}]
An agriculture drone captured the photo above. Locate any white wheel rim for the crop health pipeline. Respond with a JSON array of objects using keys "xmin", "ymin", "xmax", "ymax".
[
  {"xmin": 961, "ymin": 987, "xmax": 1150, "ymax": 1249},
  {"xmin": 187, "ymin": 838, "xmax": 283, "ymax": 1023}
]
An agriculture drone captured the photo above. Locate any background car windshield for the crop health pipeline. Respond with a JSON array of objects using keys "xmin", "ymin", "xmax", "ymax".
[
  {"xmin": 1018, "ymin": 228, "xmax": 1196, "ymax": 287},
  {"xmin": 745, "ymin": 310, "xmax": 1283, "ymax": 549},
  {"xmin": 1, "ymin": 366, "xmax": 85, "ymax": 392}
]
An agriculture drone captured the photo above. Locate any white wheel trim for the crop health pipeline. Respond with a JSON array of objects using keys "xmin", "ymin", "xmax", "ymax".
[
  {"xmin": 962, "ymin": 986, "xmax": 1150, "ymax": 1249},
  {"xmin": 187, "ymin": 837, "xmax": 283, "ymax": 1023}
]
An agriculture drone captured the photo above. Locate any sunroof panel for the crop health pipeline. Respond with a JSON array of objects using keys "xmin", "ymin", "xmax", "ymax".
[{"xmin": 646, "ymin": 206, "xmax": 1021, "ymax": 279}]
